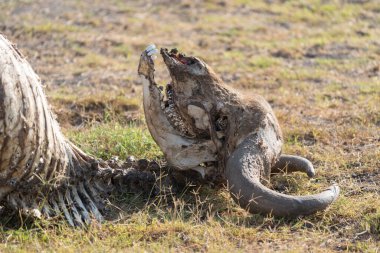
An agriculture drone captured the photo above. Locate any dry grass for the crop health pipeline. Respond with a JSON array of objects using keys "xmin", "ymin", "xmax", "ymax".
[{"xmin": 0, "ymin": 0, "xmax": 379, "ymax": 252}]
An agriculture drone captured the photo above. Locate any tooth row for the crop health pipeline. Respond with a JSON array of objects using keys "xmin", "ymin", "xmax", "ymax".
[{"xmin": 161, "ymin": 89, "xmax": 194, "ymax": 138}]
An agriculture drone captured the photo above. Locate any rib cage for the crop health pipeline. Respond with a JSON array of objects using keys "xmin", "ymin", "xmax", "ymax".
[
  {"xmin": 0, "ymin": 34, "xmax": 158, "ymax": 225},
  {"xmin": 0, "ymin": 34, "xmax": 72, "ymax": 199}
]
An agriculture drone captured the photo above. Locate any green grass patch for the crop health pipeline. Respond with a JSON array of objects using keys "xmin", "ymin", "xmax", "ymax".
[{"xmin": 67, "ymin": 123, "xmax": 162, "ymax": 160}]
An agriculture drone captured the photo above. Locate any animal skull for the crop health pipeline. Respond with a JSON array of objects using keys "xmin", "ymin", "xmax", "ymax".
[
  {"xmin": 138, "ymin": 45, "xmax": 339, "ymax": 217},
  {"xmin": 138, "ymin": 46, "xmax": 218, "ymax": 175}
]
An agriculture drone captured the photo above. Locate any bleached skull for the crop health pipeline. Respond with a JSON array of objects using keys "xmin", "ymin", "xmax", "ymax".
[{"xmin": 138, "ymin": 45, "xmax": 218, "ymax": 177}]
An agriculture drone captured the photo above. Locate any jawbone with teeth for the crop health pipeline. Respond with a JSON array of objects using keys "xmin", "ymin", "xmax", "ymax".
[
  {"xmin": 138, "ymin": 45, "xmax": 217, "ymax": 175},
  {"xmin": 138, "ymin": 45, "xmax": 340, "ymax": 217}
]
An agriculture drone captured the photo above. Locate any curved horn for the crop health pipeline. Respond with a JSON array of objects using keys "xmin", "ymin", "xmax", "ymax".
[
  {"xmin": 225, "ymin": 135, "xmax": 339, "ymax": 217},
  {"xmin": 272, "ymin": 154, "xmax": 315, "ymax": 178}
]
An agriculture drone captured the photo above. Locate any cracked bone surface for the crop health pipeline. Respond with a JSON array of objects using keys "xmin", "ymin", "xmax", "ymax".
[
  {"xmin": 0, "ymin": 35, "xmax": 158, "ymax": 226},
  {"xmin": 139, "ymin": 45, "xmax": 340, "ymax": 217},
  {"xmin": 138, "ymin": 46, "xmax": 217, "ymax": 171}
]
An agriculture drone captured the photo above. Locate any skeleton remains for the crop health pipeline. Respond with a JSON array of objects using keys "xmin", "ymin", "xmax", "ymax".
[
  {"xmin": 138, "ymin": 45, "xmax": 340, "ymax": 216},
  {"xmin": 0, "ymin": 35, "xmax": 159, "ymax": 226},
  {"xmin": 0, "ymin": 32, "xmax": 339, "ymax": 225}
]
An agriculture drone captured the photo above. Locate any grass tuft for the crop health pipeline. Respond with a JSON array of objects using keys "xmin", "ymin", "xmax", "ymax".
[{"xmin": 67, "ymin": 123, "xmax": 162, "ymax": 160}]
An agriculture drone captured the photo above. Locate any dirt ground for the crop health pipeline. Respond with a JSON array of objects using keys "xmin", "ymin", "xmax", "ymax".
[{"xmin": 0, "ymin": 0, "xmax": 379, "ymax": 252}]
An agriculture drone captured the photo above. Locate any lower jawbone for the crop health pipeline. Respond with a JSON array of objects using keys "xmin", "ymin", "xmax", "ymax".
[{"xmin": 138, "ymin": 46, "xmax": 217, "ymax": 176}]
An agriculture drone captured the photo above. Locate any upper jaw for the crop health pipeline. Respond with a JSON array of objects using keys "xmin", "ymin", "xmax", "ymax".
[
  {"xmin": 161, "ymin": 48, "xmax": 197, "ymax": 68},
  {"xmin": 160, "ymin": 48, "xmax": 178, "ymax": 68},
  {"xmin": 138, "ymin": 47, "xmax": 181, "ymax": 80},
  {"xmin": 139, "ymin": 45, "xmax": 194, "ymax": 83}
]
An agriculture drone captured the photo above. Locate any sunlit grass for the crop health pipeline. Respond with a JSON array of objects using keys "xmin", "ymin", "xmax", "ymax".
[{"xmin": 67, "ymin": 123, "xmax": 162, "ymax": 160}]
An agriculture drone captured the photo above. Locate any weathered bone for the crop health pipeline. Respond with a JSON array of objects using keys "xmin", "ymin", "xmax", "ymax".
[
  {"xmin": 65, "ymin": 188, "xmax": 84, "ymax": 226},
  {"xmin": 78, "ymin": 182, "xmax": 104, "ymax": 221},
  {"xmin": 138, "ymin": 48, "xmax": 217, "ymax": 171},
  {"xmin": 139, "ymin": 45, "xmax": 340, "ymax": 217},
  {"xmin": 58, "ymin": 191, "xmax": 75, "ymax": 226},
  {"xmin": 0, "ymin": 35, "xmax": 163, "ymax": 226},
  {"xmin": 50, "ymin": 197, "xmax": 62, "ymax": 219},
  {"xmin": 71, "ymin": 186, "xmax": 91, "ymax": 224}
]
